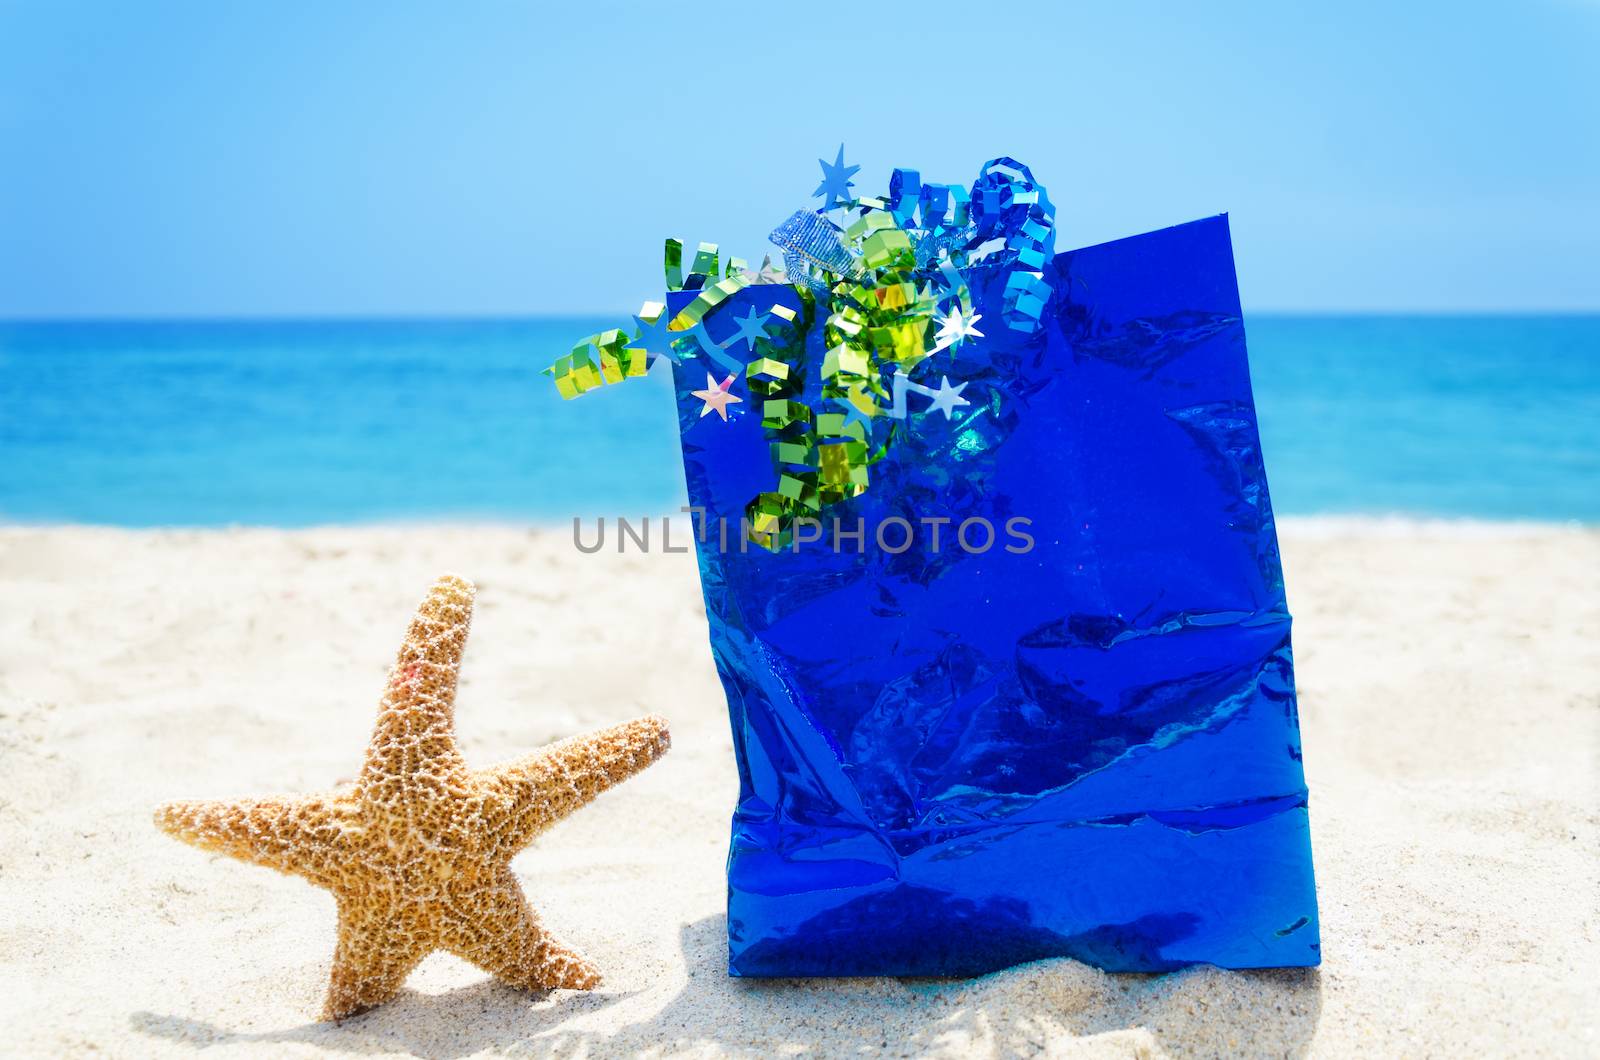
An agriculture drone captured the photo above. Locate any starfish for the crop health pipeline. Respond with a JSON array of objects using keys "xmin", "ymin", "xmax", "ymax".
[
  {"xmin": 154, "ymin": 575, "xmax": 670, "ymax": 1020},
  {"xmin": 690, "ymin": 372, "xmax": 742, "ymax": 421}
]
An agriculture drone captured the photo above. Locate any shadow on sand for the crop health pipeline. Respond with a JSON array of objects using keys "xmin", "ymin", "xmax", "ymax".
[{"xmin": 132, "ymin": 915, "xmax": 1321, "ymax": 1058}]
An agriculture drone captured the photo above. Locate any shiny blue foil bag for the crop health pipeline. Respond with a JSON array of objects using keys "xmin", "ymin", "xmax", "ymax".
[{"xmin": 668, "ymin": 215, "xmax": 1319, "ymax": 976}]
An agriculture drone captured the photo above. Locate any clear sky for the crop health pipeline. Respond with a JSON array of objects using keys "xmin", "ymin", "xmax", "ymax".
[{"xmin": 1, "ymin": 1, "xmax": 1596, "ymax": 318}]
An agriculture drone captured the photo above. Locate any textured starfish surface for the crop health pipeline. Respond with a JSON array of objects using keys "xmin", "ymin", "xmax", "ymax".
[{"xmin": 154, "ymin": 574, "xmax": 671, "ymax": 1020}]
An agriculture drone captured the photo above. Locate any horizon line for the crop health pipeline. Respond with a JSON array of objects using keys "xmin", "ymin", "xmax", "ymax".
[{"xmin": 4, "ymin": 308, "xmax": 1600, "ymax": 326}]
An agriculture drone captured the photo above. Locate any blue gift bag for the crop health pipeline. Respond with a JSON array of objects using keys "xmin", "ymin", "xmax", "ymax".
[{"xmin": 667, "ymin": 213, "xmax": 1320, "ymax": 976}]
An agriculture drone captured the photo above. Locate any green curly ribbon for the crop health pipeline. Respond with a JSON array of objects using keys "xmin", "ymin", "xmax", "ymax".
[
  {"xmin": 738, "ymin": 195, "xmax": 960, "ymax": 550},
  {"xmin": 741, "ymin": 298, "xmax": 818, "ymax": 550},
  {"xmin": 549, "ymin": 155, "xmax": 1048, "ymax": 551},
  {"xmin": 545, "ymin": 328, "xmax": 648, "ymax": 399},
  {"xmin": 544, "ymin": 239, "xmax": 756, "ymax": 396},
  {"xmin": 542, "ymin": 205, "xmax": 969, "ymax": 549}
]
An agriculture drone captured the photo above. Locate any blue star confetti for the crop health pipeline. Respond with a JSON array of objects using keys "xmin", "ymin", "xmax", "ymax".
[
  {"xmin": 626, "ymin": 304, "xmax": 680, "ymax": 364},
  {"xmin": 813, "ymin": 143, "xmax": 860, "ymax": 208},
  {"xmin": 725, "ymin": 306, "xmax": 773, "ymax": 352}
]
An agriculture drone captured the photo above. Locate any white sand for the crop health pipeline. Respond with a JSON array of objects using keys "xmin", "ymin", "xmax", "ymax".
[{"xmin": 0, "ymin": 520, "xmax": 1595, "ymax": 1058}]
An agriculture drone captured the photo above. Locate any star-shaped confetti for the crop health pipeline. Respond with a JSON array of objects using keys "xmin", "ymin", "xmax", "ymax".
[
  {"xmin": 626, "ymin": 303, "xmax": 681, "ymax": 364},
  {"xmin": 932, "ymin": 303, "xmax": 985, "ymax": 352},
  {"xmin": 749, "ymin": 254, "xmax": 788, "ymax": 285},
  {"xmin": 813, "ymin": 144, "xmax": 860, "ymax": 208},
  {"xmin": 924, "ymin": 375, "xmax": 971, "ymax": 420},
  {"xmin": 691, "ymin": 372, "xmax": 743, "ymax": 421},
  {"xmin": 830, "ymin": 394, "xmax": 876, "ymax": 434},
  {"xmin": 725, "ymin": 306, "xmax": 773, "ymax": 352}
]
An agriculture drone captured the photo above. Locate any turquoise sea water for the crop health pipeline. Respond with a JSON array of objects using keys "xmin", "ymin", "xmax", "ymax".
[{"xmin": 1, "ymin": 316, "xmax": 1596, "ymax": 526}]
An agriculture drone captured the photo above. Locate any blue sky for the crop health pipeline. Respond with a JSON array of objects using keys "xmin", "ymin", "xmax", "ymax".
[{"xmin": 1, "ymin": 1, "xmax": 1596, "ymax": 317}]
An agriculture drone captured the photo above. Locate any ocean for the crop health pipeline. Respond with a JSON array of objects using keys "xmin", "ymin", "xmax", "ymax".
[{"xmin": 2, "ymin": 315, "xmax": 1596, "ymax": 526}]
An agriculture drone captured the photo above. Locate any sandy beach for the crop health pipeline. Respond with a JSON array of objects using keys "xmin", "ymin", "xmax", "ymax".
[{"xmin": 0, "ymin": 519, "xmax": 1594, "ymax": 1058}]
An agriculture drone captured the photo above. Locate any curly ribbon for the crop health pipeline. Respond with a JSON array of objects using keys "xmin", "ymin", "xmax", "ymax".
[
  {"xmin": 549, "ymin": 153, "xmax": 1059, "ymax": 550},
  {"xmin": 545, "ymin": 240, "xmax": 757, "ymax": 394},
  {"xmin": 968, "ymin": 158, "xmax": 1056, "ymax": 332},
  {"xmin": 545, "ymin": 328, "xmax": 647, "ymax": 399},
  {"xmin": 742, "ymin": 299, "xmax": 817, "ymax": 549}
]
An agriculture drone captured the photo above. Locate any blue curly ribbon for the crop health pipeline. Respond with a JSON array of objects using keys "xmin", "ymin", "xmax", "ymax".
[{"xmin": 968, "ymin": 157, "xmax": 1057, "ymax": 333}]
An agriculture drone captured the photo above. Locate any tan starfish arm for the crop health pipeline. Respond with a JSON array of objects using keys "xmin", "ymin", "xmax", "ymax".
[
  {"xmin": 359, "ymin": 574, "xmax": 474, "ymax": 796},
  {"xmin": 154, "ymin": 794, "xmax": 347, "ymax": 886},
  {"xmin": 477, "ymin": 714, "xmax": 670, "ymax": 851},
  {"xmin": 439, "ymin": 870, "xmax": 601, "ymax": 991},
  {"xmin": 322, "ymin": 895, "xmax": 437, "ymax": 1021}
]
